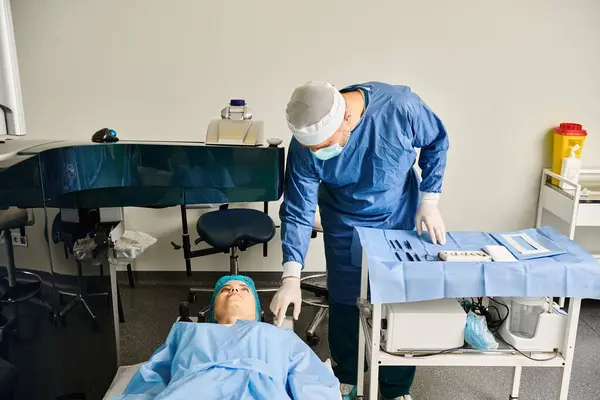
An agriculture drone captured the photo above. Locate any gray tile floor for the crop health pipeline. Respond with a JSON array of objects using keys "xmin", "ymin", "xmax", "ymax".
[{"xmin": 119, "ymin": 283, "xmax": 600, "ymax": 400}]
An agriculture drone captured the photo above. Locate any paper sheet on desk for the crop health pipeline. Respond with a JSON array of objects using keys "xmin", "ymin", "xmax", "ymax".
[{"xmin": 354, "ymin": 227, "xmax": 600, "ymax": 304}]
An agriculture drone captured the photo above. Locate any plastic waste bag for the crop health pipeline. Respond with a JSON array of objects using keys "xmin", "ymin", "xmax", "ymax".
[
  {"xmin": 109, "ymin": 230, "xmax": 157, "ymax": 266},
  {"xmin": 464, "ymin": 310, "xmax": 499, "ymax": 350},
  {"xmin": 73, "ymin": 235, "xmax": 106, "ymax": 266}
]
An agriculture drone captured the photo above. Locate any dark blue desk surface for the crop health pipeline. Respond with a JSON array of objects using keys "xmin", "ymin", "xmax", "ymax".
[{"xmin": 0, "ymin": 140, "xmax": 285, "ymax": 208}]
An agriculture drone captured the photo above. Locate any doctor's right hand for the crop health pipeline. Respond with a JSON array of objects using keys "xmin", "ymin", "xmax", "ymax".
[{"xmin": 270, "ymin": 277, "xmax": 302, "ymax": 327}]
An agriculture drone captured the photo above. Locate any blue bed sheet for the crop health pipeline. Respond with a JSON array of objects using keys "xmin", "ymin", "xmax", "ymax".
[{"xmin": 114, "ymin": 321, "xmax": 340, "ymax": 399}]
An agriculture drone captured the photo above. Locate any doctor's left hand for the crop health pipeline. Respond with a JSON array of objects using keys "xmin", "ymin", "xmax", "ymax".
[{"xmin": 416, "ymin": 193, "xmax": 447, "ymax": 245}]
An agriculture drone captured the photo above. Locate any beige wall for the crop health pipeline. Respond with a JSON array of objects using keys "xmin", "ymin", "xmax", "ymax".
[{"xmin": 3, "ymin": 0, "xmax": 599, "ymax": 274}]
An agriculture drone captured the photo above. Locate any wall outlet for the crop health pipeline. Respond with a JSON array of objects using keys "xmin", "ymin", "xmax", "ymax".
[{"xmin": 0, "ymin": 232, "xmax": 28, "ymax": 247}]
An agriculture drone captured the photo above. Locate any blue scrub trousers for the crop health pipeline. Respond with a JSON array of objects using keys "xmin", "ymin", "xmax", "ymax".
[{"xmin": 329, "ymin": 301, "xmax": 416, "ymax": 398}]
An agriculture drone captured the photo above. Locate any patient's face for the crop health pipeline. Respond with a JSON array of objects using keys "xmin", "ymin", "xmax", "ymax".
[{"xmin": 213, "ymin": 280, "xmax": 256, "ymax": 324}]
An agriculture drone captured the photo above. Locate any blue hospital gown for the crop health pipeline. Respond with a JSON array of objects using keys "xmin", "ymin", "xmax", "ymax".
[{"xmin": 114, "ymin": 321, "xmax": 340, "ymax": 400}]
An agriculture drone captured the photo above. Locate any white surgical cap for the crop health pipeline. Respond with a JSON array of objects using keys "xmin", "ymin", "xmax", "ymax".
[{"xmin": 285, "ymin": 81, "xmax": 346, "ymax": 147}]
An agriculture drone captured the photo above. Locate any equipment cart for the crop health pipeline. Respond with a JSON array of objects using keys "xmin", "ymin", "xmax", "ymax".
[{"xmin": 355, "ymin": 227, "xmax": 596, "ymax": 400}]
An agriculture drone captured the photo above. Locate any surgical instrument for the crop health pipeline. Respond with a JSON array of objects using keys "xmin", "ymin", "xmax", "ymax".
[
  {"xmin": 404, "ymin": 240, "xmax": 412, "ymax": 250},
  {"xmin": 389, "ymin": 240, "xmax": 396, "ymax": 249},
  {"xmin": 394, "ymin": 240, "xmax": 402, "ymax": 250},
  {"xmin": 438, "ymin": 251, "xmax": 492, "ymax": 262},
  {"xmin": 405, "ymin": 252, "xmax": 415, "ymax": 261},
  {"xmin": 395, "ymin": 253, "xmax": 402, "ymax": 262}
]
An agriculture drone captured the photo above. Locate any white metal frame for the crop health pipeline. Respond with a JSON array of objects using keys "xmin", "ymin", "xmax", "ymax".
[
  {"xmin": 357, "ymin": 250, "xmax": 582, "ymax": 400},
  {"xmin": 0, "ymin": 0, "xmax": 26, "ymax": 136},
  {"xmin": 536, "ymin": 168, "xmax": 600, "ymax": 307}
]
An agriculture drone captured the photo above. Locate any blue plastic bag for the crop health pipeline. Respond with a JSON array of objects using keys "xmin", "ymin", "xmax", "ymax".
[{"xmin": 464, "ymin": 311, "xmax": 499, "ymax": 350}]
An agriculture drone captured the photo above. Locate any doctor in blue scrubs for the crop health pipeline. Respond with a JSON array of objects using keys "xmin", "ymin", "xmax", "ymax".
[{"xmin": 270, "ymin": 81, "xmax": 450, "ymax": 400}]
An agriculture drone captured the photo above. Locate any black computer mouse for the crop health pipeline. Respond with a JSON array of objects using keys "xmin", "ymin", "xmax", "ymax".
[{"xmin": 92, "ymin": 128, "xmax": 119, "ymax": 143}]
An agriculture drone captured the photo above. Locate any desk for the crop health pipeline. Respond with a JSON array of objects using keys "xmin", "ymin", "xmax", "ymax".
[{"xmin": 1, "ymin": 139, "xmax": 284, "ymax": 208}]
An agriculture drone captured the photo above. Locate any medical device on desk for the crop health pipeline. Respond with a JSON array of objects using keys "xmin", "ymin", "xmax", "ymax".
[
  {"xmin": 206, "ymin": 99, "xmax": 264, "ymax": 146},
  {"xmin": 437, "ymin": 247, "xmax": 513, "ymax": 262},
  {"xmin": 436, "ymin": 231, "xmax": 563, "ymax": 262},
  {"xmin": 439, "ymin": 250, "xmax": 491, "ymax": 262},
  {"xmin": 381, "ymin": 299, "xmax": 467, "ymax": 352},
  {"xmin": 496, "ymin": 297, "xmax": 567, "ymax": 352}
]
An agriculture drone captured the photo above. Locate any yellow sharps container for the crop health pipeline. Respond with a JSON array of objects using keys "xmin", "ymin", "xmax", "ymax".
[{"xmin": 551, "ymin": 122, "xmax": 587, "ymax": 185}]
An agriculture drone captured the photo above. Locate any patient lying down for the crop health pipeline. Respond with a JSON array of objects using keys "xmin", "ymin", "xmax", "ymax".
[{"xmin": 114, "ymin": 275, "xmax": 340, "ymax": 399}]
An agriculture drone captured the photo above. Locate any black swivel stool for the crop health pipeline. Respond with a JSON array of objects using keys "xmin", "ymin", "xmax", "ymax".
[
  {"xmin": 299, "ymin": 208, "xmax": 329, "ymax": 346},
  {"xmin": 0, "ymin": 356, "xmax": 17, "ymax": 400},
  {"xmin": 0, "ymin": 208, "xmax": 47, "ymax": 365},
  {"xmin": 188, "ymin": 208, "xmax": 276, "ymax": 306},
  {"xmin": 0, "ymin": 209, "xmax": 42, "ymax": 304},
  {"xmin": 51, "ymin": 214, "xmax": 110, "ymax": 331}
]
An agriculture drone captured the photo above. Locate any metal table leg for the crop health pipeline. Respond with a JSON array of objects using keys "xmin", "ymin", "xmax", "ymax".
[
  {"xmin": 559, "ymin": 298, "xmax": 581, "ymax": 400},
  {"xmin": 117, "ymin": 285, "xmax": 125, "ymax": 323},
  {"xmin": 357, "ymin": 253, "xmax": 369, "ymax": 398},
  {"xmin": 510, "ymin": 366, "xmax": 522, "ymax": 399},
  {"xmin": 368, "ymin": 303, "xmax": 382, "ymax": 400},
  {"xmin": 109, "ymin": 261, "xmax": 121, "ymax": 366}
]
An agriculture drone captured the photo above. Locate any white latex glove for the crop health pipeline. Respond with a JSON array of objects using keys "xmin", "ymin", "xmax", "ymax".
[
  {"xmin": 416, "ymin": 192, "xmax": 447, "ymax": 245},
  {"xmin": 270, "ymin": 277, "xmax": 302, "ymax": 326}
]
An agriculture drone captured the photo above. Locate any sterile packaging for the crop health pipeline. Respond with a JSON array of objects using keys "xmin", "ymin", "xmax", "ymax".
[
  {"xmin": 73, "ymin": 235, "xmax": 104, "ymax": 266},
  {"xmin": 108, "ymin": 230, "xmax": 157, "ymax": 266},
  {"xmin": 73, "ymin": 236, "xmax": 96, "ymax": 261},
  {"xmin": 464, "ymin": 311, "xmax": 499, "ymax": 350}
]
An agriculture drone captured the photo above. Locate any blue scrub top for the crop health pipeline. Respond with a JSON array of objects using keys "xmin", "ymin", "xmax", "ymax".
[{"xmin": 280, "ymin": 81, "xmax": 449, "ymax": 304}]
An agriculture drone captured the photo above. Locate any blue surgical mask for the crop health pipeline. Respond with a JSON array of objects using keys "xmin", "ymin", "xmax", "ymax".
[{"xmin": 312, "ymin": 143, "xmax": 344, "ymax": 161}]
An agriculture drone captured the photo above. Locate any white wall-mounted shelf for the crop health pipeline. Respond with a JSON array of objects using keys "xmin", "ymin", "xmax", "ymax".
[{"xmin": 536, "ymin": 169, "xmax": 600, "ymax": 259}]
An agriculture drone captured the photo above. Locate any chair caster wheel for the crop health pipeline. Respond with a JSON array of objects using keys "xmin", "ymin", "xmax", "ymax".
[
  {"xmin": 60, "ymin": 315, "xmax": 67, "ymax": 327},
  {"xmin": 307, "ymin": 333, "xmax": 319, "ymax": 346},
  {"xmin": 11, "ymin": 328, "xmax": 20, "ymax": 343},
  {"xmin": 92, "ymin": 319, "xmax": 99, "ymax": 332},
  {"xmin": 50, "ymin": 312, "xmax": 58, "ymax": 328},
  {"xmin": 188, "ymin": 292, "xmax": 196, "ymax": 303}
]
